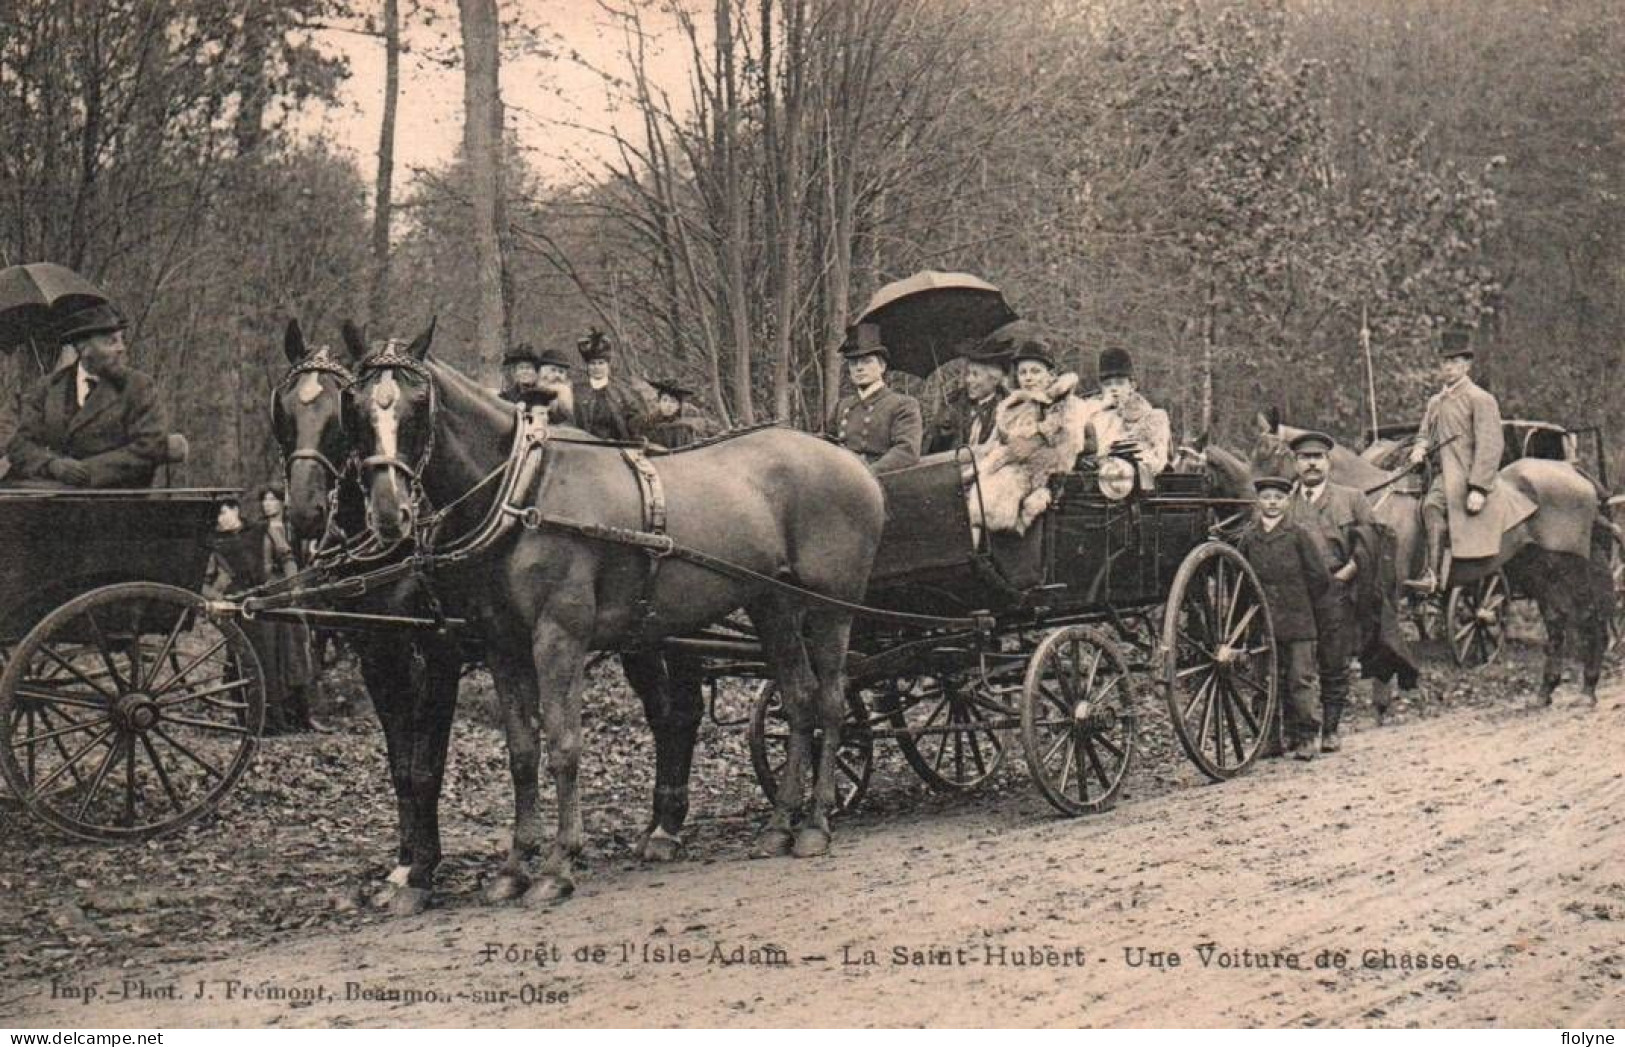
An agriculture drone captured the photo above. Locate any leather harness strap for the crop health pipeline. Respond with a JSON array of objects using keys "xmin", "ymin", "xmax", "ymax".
[{"xmin": 621, "ymin": 448, "xmax": 669, "ymax": 643}]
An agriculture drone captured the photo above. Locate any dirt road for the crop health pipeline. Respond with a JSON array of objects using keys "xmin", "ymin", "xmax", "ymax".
[{"xmin": 6, "ymin": 685, "xmax": 1622, "ymax": 1028}]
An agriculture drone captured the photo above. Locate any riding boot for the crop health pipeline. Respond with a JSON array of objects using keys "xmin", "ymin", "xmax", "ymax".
[{"xmin": 1410, "ymin": 512, "xmax": 1447, "ymax": 595}]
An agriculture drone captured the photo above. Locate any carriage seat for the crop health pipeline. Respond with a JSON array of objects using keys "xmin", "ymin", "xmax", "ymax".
[{"xmin": 0, "ymin": 432, "xmax": 187, "ymax": 487}]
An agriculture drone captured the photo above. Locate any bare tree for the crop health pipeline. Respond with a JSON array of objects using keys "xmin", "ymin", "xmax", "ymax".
[{"xmin": 458, "ymin": 0, "xmax": 509, "ymax": 375}]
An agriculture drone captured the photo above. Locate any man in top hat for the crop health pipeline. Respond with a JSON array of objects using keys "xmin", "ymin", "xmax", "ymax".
[
  {"xmin": 571, "ymin": 328, "xmax": 644, "ymax": 442},
  {"xmin": 1085, "ymin": 347, "xmax": 1171, "ymax": 485},
  {"xmin": 1405, "ymin": 324, "xmax": 1532, "ymax": 594},
  {"xmin": 1284, "ymin": 429, "xmax": 1373, "ymax": 754},
  {"xmin": 641, "ymin": 378, "xmax": 714, "ymax": 450},
  {"xmin": 6, "ymin": 302, "xmax": 168, "ymax": 488},
  {"xmin": 826, "ymin": 322, "xmax": 922, "ymax": 474},
  {"xmin": 926, "ymin": 342, "xmax": 1009, "ymax": 454}
]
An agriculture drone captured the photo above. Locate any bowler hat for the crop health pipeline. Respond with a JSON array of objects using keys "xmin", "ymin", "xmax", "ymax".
[
  {"xmin": 1098, "ymin": 346, "xmax": 1135, "ymax": 381},
  {"xmin": 535, "ymin": 346, "xmax": 576, "ymax": 370},
  {"xmin": 1288, "ymin": 430, "xmax": 1336, "ymax": 454},
  {"xmin": 1253, "ymin": 476, "xmax": 1293, "ymax": 495},
  {"xmin": 650, "ymin": 378, "xmax": 694, "ymax": 400},
  {"xmin": 577, "ymin": 328, "xmax": 614, "ymax": 361},
  {"xmin": 503, "ymin": 343, "xmax": 541, "ymax": 367},
  {"xmin": 840, "ymin": 322, "xmax": 888, "ymax": 360},
  {"xmin": 1438, "ymin": 325, "xmax": 1474, "ymax": 357},
  {"xmin": 56, "ymin": 303, "xmax": 127, "ymax": 344}
]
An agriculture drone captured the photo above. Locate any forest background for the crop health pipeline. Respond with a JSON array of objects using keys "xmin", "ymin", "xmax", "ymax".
[{"xmin": 2, "ymin": 0, "xmax": 1618, "ymax": 487}]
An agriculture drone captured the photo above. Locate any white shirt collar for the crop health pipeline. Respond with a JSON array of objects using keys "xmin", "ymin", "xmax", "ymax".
[
  {"xmin": 589, "ymin": 375, "xmax": 610, "ymax": 390},
  {"xmin": 75, "ymin": 363, "xmax": 98, "ymax": 407},
  {"xmin": 1301, "ymin": 482, "xmax": 1325, "ymax": 504},
  {"xmin": 1260, "ymin": 515, "xmax": 1283, "ymax": 532},
  {"xmin": 1442, "ymin": 375, "xmax": 1469, "ymax": 394},
  {"xmin": 857, "ymin": 381, "xmax": 886, "ymax": 401}
]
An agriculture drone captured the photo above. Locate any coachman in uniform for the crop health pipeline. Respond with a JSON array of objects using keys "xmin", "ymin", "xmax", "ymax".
[
  {"xmin": 1284, "ymin": 430, "xmax": 1373, "ymax": 754},
  {"xmin": 826, "ymin": 322, "xmax": 922, "ymax": 473},
  {"xmin": 6, "ymin": 303, "xmax": 168, "ymax": 487},
  {"xmin": 1406, "ymin": 324, "xmax": 1534, "ymax": 593}
]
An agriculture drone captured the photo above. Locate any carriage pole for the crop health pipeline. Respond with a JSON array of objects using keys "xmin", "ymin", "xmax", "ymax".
[{"xmin": 1361, "ymin": 303, "xmax": 1379, "ymax": 441}]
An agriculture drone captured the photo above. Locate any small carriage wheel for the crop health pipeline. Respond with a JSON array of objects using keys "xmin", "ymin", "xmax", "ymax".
[
  {"xmin": 1020, "ymin": 625, "xmax": 1137, "ymax": 816},
  {"xmin": 747, "ymin": 682, "xmax": 874, "ymax": 816},
  {"xmin": 1162, "ymin": 541, "xmax": 1278, "ymax": 781},
  {"xmin": 1446, "ymin": 571, "xmax": 1509, "ymax": 668},
  {"xmin": 886, "ymin": 664, "xmax": 1019, "ymax": 793},
  {"xmin": 0, "ymin": 583, "xmax": 265, "ymax": 842}
]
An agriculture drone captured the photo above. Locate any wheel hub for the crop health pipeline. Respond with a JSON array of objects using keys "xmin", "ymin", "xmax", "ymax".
[
  {"xmin": 113, "ymin": 693, "xmax": 161, "ymax": 732},
  {"xmin": 1475, "ymin": 606, "xmax": 1498, "ymax": 624}
]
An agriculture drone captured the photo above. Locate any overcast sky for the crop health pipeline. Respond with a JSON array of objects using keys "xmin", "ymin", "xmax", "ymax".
[{"xmin": 297, "ymin": 0, "xmax": 696, "ymax": 187}]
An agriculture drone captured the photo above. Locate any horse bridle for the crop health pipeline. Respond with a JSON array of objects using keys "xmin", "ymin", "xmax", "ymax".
[
  {"xmin": 275, "ymin": 350, "xmax": 356, "ymax": 486},
  {"xmin": 350, "ymin": 344, "xmax": 440, "ymax": 528}
]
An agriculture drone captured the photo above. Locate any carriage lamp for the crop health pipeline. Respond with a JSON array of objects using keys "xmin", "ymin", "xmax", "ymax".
[{"xmin": 1097, "ymin": 456, "xmax": 1137, "ymax": 501}]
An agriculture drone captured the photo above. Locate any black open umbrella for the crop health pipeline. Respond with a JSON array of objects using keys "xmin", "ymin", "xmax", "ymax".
[
  {"xmin": 855, "ymin": 271, "xmax": 1017, "ymax": 377},
  {"xmin": 0, "ymin": 263, "xmax": 111, "ymax": 373}
]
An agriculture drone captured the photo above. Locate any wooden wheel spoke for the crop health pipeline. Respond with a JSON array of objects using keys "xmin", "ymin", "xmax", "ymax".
[
  {"xmin": 29, "ymin": 705, "xmax": 93, "ymax": 790},
  {"xmin": 150, "ymin": 727, "xmax": 225, "ymax": 781},
  {"xmin": 38, "ymin": 645, "xmax": 114, "ymax": 701},
  {"xmin": 30, "ymin": 723, "xmax": 116, "ymax": 795},
  {"xmin": 1042, "ymin": 727, "xmax": 1070, "ymax": 769},
  {"xmin": 81, "ymin": 611, "xmax": 127, "ymax": 693},
  {"xmin": 162, "ymin": 714, "xmax": 250, "ymax": 736},
  {"xmin": 1083, "ymin": 736, "xmax": 1114, "ymax": 791},
  {"xmin": 1182, "ymin": 670, "xmax": 1216, "ymax": 723},
  {"xmin": 156, "ymin": 677, "xmax": 253, "ymax": 710},
  {"xmin": 149, "ymin": 637, "xmax": 229, "ymax": 698},
  {"xmin": 1225, "ymin": 678, "xmax": 1265, "ymax": 736},
  {"xmin": 1058, "ymin": 734, "xmax": 1077, "ymax": 795},
  {"xmin": 1091, "ymin": 721, "xmax": 1127, "ymax": 760},
  {"xmin": 12, "ymin": 711, "xmax": 110, "ymax": 748},
  {"xmin": 1071, "ymin": 732, "xmax": 1090, "ymax": 801},
  {"xmin": 140, "ymin": 733, "xmax": 185, "ymax": 813},
  {"xmin": 122, "ymin": 734, "xmax": 139, "ymax": 827},
  {"xmin": 141, "ymin": 610, "xmax": 191, "ymax": 699},
  {"xmin": 74, "ymin": 733, "xmax": 124, "ymax": 821},
  {"xmin": 1225, "ymin": 604, "xmax": 1260, "ymax": 648},
  {"xmin": 1219, "ymin": 678, "xmax": 1249, "ymax": 763}
]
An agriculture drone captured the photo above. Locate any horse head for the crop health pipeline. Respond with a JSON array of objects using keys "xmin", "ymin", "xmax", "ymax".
[
  {"xmin": 344, "ymin": 318, "xmax": 438, "ymax": 545},
  {"xmin": 1250, "ymin": 409, "xmax": 1297, "ymax": 483},
  {"xmin": 272, "ymin": 318, "xmax": 356, "ymax": 543}
]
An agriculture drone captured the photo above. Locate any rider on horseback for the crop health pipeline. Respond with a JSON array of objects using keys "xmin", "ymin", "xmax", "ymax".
[{"xmin": 1406, "ymin": 325, "xmax": 1534, "ymax": 594}]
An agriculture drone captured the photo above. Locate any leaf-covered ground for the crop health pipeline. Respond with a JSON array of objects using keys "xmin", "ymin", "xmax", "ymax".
[{"xmin": 2, "ymin": 605, "xmax": 1595, "ymax": 985}]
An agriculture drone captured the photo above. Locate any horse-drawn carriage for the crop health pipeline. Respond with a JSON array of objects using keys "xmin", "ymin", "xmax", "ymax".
[{"xmin": 0, "ymin": 483, "xmax": 266, "ymax": 841}]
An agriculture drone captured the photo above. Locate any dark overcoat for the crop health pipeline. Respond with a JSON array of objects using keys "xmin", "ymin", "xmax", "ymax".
[
  {"xmin": 827, "ymin": 385, "xmax": 923, "ymax": 474},
  {"xmin": 7, "ymin": 366, "xmax": 167, "ymax": 487},
  {"xmin": 570, "ymin": 379, "xmax": 643, "ymax": 442},
  {"xmin": 1238, "ymin": 519, "xmax": 1331, "ymax": 643},
  {"xmin": 926, "ymin": 385, "xmax": 1006, "ymax": 454}
]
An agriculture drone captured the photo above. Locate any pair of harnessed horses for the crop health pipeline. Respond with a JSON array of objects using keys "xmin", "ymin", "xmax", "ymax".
[{"xmin": 271, "ymin": 319, "xmax": 885, "ymax": 914}]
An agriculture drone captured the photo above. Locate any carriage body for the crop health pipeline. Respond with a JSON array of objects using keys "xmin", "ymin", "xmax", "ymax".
[{"xmin": 0, "ymin": 486, "xmax": 267, "ymax": 841}]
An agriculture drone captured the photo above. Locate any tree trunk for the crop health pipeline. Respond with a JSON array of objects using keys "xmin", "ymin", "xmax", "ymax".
[
  {"xmin": 368, "ymin": 0, "xmax": 400, "ymax": 326},
  {"xmin": 459, "ymin": 0, "xmax": 507, "ymax": 378},
  {"xmin": 716, "ymin": 0, "xmax": 755, "ymax": 424}
]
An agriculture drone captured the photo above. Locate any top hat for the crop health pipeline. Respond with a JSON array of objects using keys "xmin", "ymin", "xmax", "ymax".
[
  {"xmin": 503, "ymin": 343, "xmax": 541, "ymax": 367},
  {"xmin": 840, "ymin": 322, "xmax": 888, "ymax": 360},
  {"xmin": 1097, "ymin": 346, "xmax": 1135, "ymax": 381},
  {"xmin": 1439, "ymin": 324, "xmax": 1474, "ymax": 357}
]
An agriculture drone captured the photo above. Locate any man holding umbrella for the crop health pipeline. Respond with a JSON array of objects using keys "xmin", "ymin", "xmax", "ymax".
[{"xmin": 6, "ymin": 301, "xmax": 167, "ymax": 488}]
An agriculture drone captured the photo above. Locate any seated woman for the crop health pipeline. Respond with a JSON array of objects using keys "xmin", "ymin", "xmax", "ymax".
[
  {"xmin": 1084, "ymin": 346, "xmax": 1171, "ymax": 488},
  {"xmin": 968, "ymin": 333, "xmax": 1104, "ymax": 536}
]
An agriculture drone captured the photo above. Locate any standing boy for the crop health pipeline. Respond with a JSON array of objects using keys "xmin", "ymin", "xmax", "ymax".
[{"xmin": 1238, "ymin": 475, "xmax": 1332, "ymax": 760}]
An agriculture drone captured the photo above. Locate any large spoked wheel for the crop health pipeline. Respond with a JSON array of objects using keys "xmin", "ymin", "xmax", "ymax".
[
  {"xmin": 1446, "ymin": 571, "xmax": 1509, "ymax": 667},
  {"xmin": 748, "ymin": 682, "xmax": 874, "ymax": 816},
  {"xmin": 1020, "ymin": 626, "xmax": 1137, "ymax": 816},
  {"xmin": 885, "ymin": 664, "xmax": 1020, "ymax": 793},
  {"xmin": 1163, "ymin": 541, "xmax": 1278, "ymax": 781},
  {"xmin": 0, "ymin": 583, "xmax": 265, "ymax": 842}
]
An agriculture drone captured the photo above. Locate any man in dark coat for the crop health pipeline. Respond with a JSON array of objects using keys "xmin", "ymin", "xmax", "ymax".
[
  {"xmin": 1284, "ymin": 430, "xmax": 1374, "ymax": 754},
  {"xmin": 500, "ymin": 343, "xmax": 575, "ymax": 425},
  {"xmin": 926, "ymin": 348, "xmax": 1008, "ymax": 454},
  {"xmin": 6, "ymin": 303, "xmax": 167, "ymax": 487},
  {"xmin": 1238, "ymin": 475, "xmax": 1332, "ymax": 760},
  {"xmin": 571, "ymin": 329, "xmax": 644, "ymax": 441},
  {"xmin": 826, "ymin": 322, "xmax": 923, "ymax": 474}
]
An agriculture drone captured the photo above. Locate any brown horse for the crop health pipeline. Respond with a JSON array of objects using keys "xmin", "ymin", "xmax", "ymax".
[
  {"xmin": 1251, "ymin": 416, "xmax": 1613, "ymax": 704},
  {"xmin": 343, "ymin": 324, "xmax": 885, "ymax": 902},
  {"xmin": 273, "ymin": 320, "xmax": 466, "ymax": 916}
]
